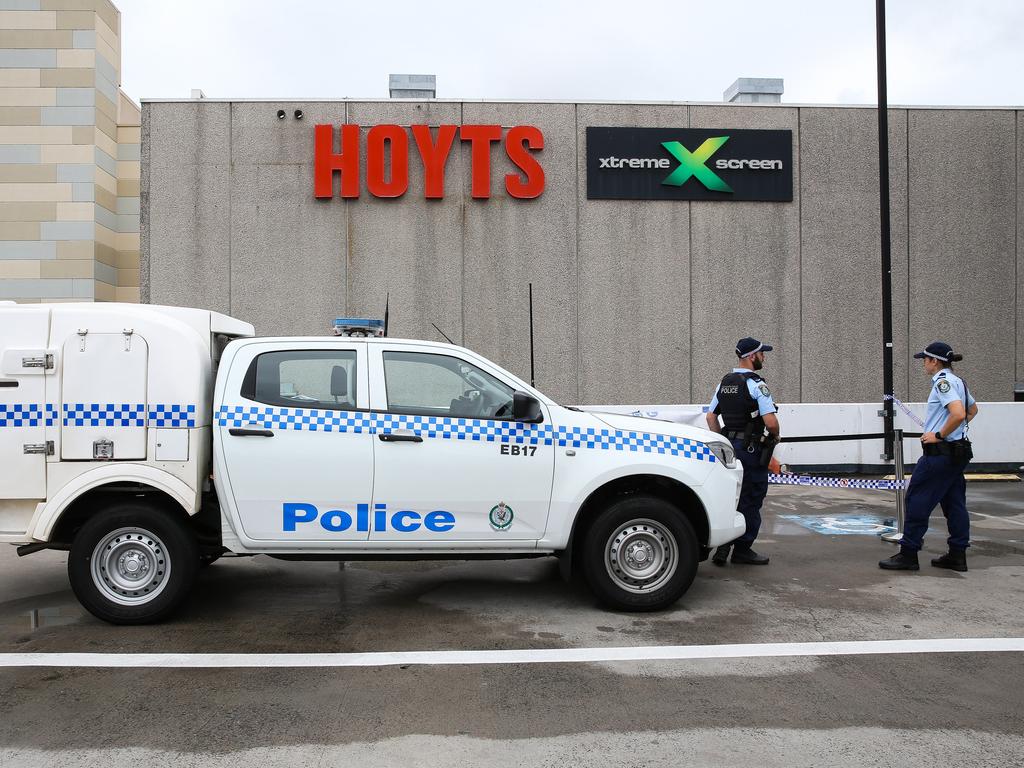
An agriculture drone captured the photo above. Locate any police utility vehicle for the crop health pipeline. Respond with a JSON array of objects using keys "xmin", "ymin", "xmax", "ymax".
[{"xmin": 0, "ymin": 302, "xmax": 745, "ymax": 624}]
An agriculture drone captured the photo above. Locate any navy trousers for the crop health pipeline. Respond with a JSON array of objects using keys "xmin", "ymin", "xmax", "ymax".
[
  {"xmin": 731, "ymin": 439, "xmax": 769, "ymax": 550},
  {"xmin": 901, "ymin": 453, "xmax": 970, "ymax": 552}
]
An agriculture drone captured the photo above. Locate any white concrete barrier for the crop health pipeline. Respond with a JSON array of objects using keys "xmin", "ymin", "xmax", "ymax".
[{"xmin": 581, "ymin": 402, "xmax": 1024, "ymax": 471}]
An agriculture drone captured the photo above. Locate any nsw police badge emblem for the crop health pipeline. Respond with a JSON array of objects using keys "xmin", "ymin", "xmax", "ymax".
[
  {"xmin": 937, "ymin": 380, "xmax": 951, "ymax": 394},
  {"xmin": 489, "ymin": 502, "xmax": 514, "ymax": 531}
]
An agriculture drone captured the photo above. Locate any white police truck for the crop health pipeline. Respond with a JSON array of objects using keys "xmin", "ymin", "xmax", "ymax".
[{"xmin": 0, "ymin": 302, "xmax": 744, "ymax": 624}]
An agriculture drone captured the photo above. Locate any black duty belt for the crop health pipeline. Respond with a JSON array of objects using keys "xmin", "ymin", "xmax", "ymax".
[
  {"xmin": 922, "ymin": 439, "xmax": 971, "ymax": 458},
  {"xmin": 723, "ymin": 429, "xmax": 747, "ymax": 441}
]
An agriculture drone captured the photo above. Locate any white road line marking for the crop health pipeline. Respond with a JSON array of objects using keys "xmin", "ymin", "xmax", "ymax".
[
  {"xmin": 1, "ymin": 638, "xmax": 1023, "ymax": 668},
  {"xmin": 970, "ymin": 510, "xmax": 1024, "ymax": 528}
]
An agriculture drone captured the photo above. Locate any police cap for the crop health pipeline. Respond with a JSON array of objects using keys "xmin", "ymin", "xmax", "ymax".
[
  {"xmin": 735, "ymin": 337, "xmax": 773, "ymax": 358},
  {"xmin": 913, "ymin": 341, "xmax": 963, "ymax": 363}
]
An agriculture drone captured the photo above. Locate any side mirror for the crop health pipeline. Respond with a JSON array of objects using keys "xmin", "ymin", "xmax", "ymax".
[{"xmin": 512, "ymin": 391, "xmax": 544, "ymax": 423}]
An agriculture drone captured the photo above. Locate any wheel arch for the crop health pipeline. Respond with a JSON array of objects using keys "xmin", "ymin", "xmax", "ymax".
[
  {"xmin": 31, "ymin": 466, "xmax": 197, "ymax": 545},
  {"xmin": 562, "ymin": 474, "xmax": 709, "ymax": 579}
]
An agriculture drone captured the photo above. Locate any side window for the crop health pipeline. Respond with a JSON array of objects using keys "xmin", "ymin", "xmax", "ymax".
[
  {"xmin": 383, "ymin": 351, "xmax": 515, "ymax": 419},
  {"xmin": 242, "ymin": 350, "xmax": 358, "ymax": 410}
]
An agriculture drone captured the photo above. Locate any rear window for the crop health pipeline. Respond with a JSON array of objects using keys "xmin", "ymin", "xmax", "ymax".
[{"xmin": 242, "ymin": 350, "xmax": 358, "ymax": 410}]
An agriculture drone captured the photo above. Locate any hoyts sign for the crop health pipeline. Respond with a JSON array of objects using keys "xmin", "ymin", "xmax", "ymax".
[{"xmin": 314, "ymin": 124, "xmax": 545, "ymax": 200}]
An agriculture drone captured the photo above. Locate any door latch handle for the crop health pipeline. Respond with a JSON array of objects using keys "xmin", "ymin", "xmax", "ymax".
[
  {"xmin": 378, "ymin": 433, "xmax": 423, "ymax": 443},
  {"xmin": 21, "ymin": 354, "xmax": 54, "ymax": 369},
  {"xmin": 228, "ymin": 428, "xmax": 274, "ymax": 437}
]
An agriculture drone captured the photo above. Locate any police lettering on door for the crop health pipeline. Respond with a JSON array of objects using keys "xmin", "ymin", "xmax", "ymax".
[{"xmin": 283, "ymin": 502, "xmax": 456, "ymax": 533}]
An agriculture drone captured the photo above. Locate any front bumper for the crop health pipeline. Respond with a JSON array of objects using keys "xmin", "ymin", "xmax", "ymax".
[
  {"xmin": 699, "ymin": 458, "xmax": 745, "ymax": 547},
  {"xmin": 707, "ymin": 512, "xmax": 747, "ymax": 547}
]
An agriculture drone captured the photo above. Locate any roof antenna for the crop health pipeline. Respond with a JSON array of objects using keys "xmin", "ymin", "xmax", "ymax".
[
  {"xmin": 383, "ymin": 292, "xmax": 390, "ymax": 337},
  {"xmin": 528, "ymin": 282, "xmax": 536, "ymax": 388},
  {"xmin": 431, "ymin": 322, "xmax": 455, "ymax": 344}
]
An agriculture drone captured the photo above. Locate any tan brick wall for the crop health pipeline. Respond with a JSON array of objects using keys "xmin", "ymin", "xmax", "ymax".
[{"xmin": 0, "ymin": 0, "xmax": 138, "ymax": 304}]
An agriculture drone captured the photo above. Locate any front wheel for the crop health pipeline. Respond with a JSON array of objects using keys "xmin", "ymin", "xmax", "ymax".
[
  {"xmin": 582, "ymin": 494, "xmax": 699, "ymax": 611},
  {"xmin": 68, "ymin": 503, "xmax": 199, "ymax": 625}
]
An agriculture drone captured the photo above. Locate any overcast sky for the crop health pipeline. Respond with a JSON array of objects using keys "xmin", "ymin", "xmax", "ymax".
[{"xmin": 115, "ymin": 0, "xmax": 1023, "ymax": 107}]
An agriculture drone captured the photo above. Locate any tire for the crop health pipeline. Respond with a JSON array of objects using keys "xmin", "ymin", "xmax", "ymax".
[
  {"xmin": 581, "ymin": 494, "xmax": 699, "ymax": 611},
  {"xmin": 68, "ymin": 502, "xmax": 199, "ymax": 625}
]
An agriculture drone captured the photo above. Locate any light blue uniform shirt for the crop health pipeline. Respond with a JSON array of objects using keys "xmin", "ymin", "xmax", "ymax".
[
  {"xmin": 923, "ymin": 369, "xmax": 975, "ymax": 441},
  {"xmin": 708, "ymin": 368, "xmax": 778, "ymax": 416}
]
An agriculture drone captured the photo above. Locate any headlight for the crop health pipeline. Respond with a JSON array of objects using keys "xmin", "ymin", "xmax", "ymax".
[{"xmin": 708, "ymin": 441, "xmax": 736, "ymax": 468}]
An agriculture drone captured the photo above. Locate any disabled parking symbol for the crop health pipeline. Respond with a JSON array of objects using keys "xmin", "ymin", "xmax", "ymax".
[{"xmin": 779, "ymin": 514, "xmax": 897, "ymax": 536}]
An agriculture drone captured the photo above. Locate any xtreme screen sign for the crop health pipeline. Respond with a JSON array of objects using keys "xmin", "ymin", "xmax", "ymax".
[{"xmin": 586, "ymin": 127, "xmax": 793, "ymax": 201}]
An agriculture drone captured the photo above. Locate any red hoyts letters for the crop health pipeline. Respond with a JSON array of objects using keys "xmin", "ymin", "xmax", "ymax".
[
  {"xmin": 314, "ymin": 124, "xmax": 545, "ymax": 200},
  {"xmin": 411, "ymin": 125, "xmax": 457, "ymax": 199},
  {"xmin": 366, "ymin": 124, "xmax": 408, "ymax": 198},
  {"xmin": 504, "ymin": 125, "xmax": 545, "ymax": 199},
  {"xmin": 458, "ymin": 124, "xmax": 502, "ymax": 199},
  {"xmin": 314, "ymin": 124, "xmax": 360, "ymax": 198}
]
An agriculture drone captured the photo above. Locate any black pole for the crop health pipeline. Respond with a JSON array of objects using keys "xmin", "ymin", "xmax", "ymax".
[
  {"xmin": 876, "ymin": 0, "xmax": 895, "ymax": 460},
  {"xmin": 528, "ymin": 282, "xmax": 536, "ymax": 388}
]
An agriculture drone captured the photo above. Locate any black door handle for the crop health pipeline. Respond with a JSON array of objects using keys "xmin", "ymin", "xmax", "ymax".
[
  {"xmin": 229, "ymin": 428, "xmax": 274, "ymax": 437},
  {"xmin": 378, "ymin": 433, "xmax": 423, "ymax": 443}
]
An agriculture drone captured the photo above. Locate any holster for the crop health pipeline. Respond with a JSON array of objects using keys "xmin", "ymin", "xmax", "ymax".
[
  {"xmin": 758, "ymin": 436, "xmax": 779, "ymax": 468},
  {"xmin": 953, "ymin": 439, "xmax": 973, "ymax": 462}
]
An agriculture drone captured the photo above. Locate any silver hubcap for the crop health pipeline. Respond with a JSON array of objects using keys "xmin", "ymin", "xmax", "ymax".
[
  {"xmin": 605, "ymin": 518, "xmax": 677, "ymax": 594},
  {"xmin": 90, "ymin": 527, "xmax": 170, "ymax": 606}
]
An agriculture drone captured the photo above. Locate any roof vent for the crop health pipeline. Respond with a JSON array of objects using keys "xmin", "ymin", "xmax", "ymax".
[
  {"xmin": 723, "ymin": 78, "xmax": 783, "ymax": 104},
  {"xmin": 389, "ymin": 74, "xmax": 436, "ymax": 99}
]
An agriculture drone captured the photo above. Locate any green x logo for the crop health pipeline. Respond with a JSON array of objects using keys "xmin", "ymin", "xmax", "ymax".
[{"xmin": 661, "ymin": 136, "xmax": 732, "ymax": 192}]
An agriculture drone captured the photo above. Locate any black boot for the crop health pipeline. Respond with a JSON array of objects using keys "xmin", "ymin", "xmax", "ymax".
[
  {"xmin": 712, "ymin": 544, "xmax": 731, "ymax": 566},
  {"xmin": 879, "ymin": 548, "xmax": 919, "ymax": 571},
  {"xmin": 931, "ymin": 549, "xmax": 968, "ymax": 572},
  {"xmin": 731, "ymin": 548, "xmax": 769, "ymax": 565}
]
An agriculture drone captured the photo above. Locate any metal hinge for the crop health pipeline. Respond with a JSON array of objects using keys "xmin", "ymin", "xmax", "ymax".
[
  {"xmin": 22, "ymin": 354, "xmax": 54, "ymax": 370},
  {"xmin": 23, "ymin": 441, "xmax": 54, "ymax": 456}
]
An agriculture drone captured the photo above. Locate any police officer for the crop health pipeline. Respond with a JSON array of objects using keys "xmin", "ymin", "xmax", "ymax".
[
  {"xmin": 705, "ymin": 337, "xmax": 780, "ymax": 565},
  {"xmin": 879, "ymin": 341, "xmax": 978, "ymax": 572}
]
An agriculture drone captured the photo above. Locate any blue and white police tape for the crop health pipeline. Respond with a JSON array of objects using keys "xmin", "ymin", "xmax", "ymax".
[
  {"xmin": 769, "ymin": 473, "xmax": 907, "ymax": 491},
  {"xmin": 883, "ymin": 394, "xmax": 926, "ymax": 429}
]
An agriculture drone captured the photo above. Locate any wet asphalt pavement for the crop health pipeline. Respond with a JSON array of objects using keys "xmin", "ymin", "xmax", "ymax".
[{"xmin": 1, "ymin": 482, "xmax": 1023, "ymax": 767}]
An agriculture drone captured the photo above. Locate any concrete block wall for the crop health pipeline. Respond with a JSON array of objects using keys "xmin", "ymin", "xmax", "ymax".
[
  {"xmin": 0, "ymin": 0, "xmax": 139, "ymax": 303},
  {"xmin": 143, "ymin": 100, "xmax": 1023, "ymax": 405}
]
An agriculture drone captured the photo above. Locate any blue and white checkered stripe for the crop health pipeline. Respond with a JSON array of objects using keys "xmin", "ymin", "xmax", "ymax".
[
  {"xmin": 552, "ymin": 425, "xmax": 715, "ymax": 461},
  {"xmin": 63, "ymin": 403, "xmax": 146, "ymax": 427},
  {"xmin": 216, "ymin": 405, "xmax": 716, "ymax": 463},
  {"xmin": 58, "ymin": 403, "xmax": 197, "ymax": 428},
  {"xmin": 1, "ymin": 403, "xmax": 196, "ymax": 428},
  {"xmin": 0, "ymin": 404, "xmax": 57, "ymax": 427},
  {"xmin": 148, "ymin": 404, "xmax": 197, "ymax": 428},
  {"xmin": 216, "ymin": 406, "xmax": 552, "ymax": 444},
  {"xmin": 769, "ymin": 473, "xmax": 906, "ymax": 491},
  {"xmin": 217, "ymin": 405, "xmax": 376, "ymax": 434}
]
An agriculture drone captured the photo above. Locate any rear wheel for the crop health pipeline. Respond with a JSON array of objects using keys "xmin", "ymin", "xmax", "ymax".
[
  {"xmin": 68, "ymin": 502, "xmax": 199, "ymax": 625},
  {"xmin": 582, "ymin": 494, "xmax": 699, "ymax": 611}
]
